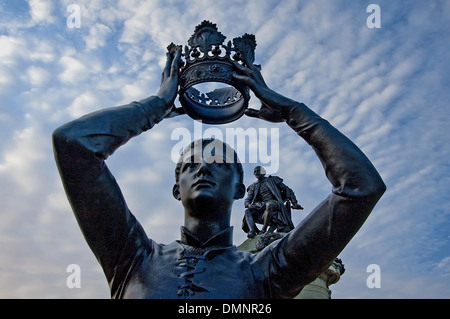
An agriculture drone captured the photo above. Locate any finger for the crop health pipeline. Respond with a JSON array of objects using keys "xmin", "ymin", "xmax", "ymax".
[
  {"xmin": 165, "ymin": 106, "xmax": 186, "ymax": 118},
  {"xmin": 244, "ymin": 108, "xmax": 261, "ymax": 119},
  {"xmin": 232, "ymin": 60, "xmax": 253, "ymax": 76},
  {"xmin": 232, "ymin": 73, "xmax": 253, "ymax": 87},
  {"xmin": 170, "ymin": 47, "xmax": 182, "ymax": 76},
  {"xmin": 238, "ymin": 53, "xmax": 261, "ymax": 72},
  {"xmin": 163, "ymin": 52, "xmax": 173, "ymax": 80}
]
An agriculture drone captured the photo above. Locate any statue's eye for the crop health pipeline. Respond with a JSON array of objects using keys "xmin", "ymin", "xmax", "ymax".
[
  {"xmin": 181, "ymin": 162, "xmax": 199, "ymax": 172},
  {"xmin": 212, "ymin": 161, "xmax": 229, "ymax": 168}
]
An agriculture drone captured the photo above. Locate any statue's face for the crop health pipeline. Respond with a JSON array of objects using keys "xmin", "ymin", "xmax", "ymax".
[
  {"xmin": 176, "ymin": 140, "xmax": 242, "ymax": 214},
  {"xmin": 254, "ymin": 166, "xmax": 265, "ymax": 179}
]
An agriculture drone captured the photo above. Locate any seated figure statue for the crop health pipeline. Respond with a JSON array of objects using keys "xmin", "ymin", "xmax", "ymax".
[{"xmin": 243, "ymin": 166, "xmax": 304, "ymax": 238}]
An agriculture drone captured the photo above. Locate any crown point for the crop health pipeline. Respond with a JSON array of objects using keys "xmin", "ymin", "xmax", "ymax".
[
  {"xmin": 233, "ymin": 34, "xmax": 257, "ymax": 65},
  {"xmin": 188, "ymin": 20, "xmax": 226, "ymax": 50},
  {"xmin": 196, "ymin": 20, "xmax": 218, "ymax": 31}
]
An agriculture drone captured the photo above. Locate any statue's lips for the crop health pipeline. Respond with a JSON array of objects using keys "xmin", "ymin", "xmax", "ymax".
[{"xmin": 192, "ymin": 179, "xmax": 216, "ymax": 188}]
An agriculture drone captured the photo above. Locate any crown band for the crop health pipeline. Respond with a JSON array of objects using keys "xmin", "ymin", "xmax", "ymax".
[
  {"xmin": 179, "ymin": 60, "xmax": 250, "ymax": 124},
  {"xmin": 169, "ymin": 21, "xmax": 257, "ymax": 124}
]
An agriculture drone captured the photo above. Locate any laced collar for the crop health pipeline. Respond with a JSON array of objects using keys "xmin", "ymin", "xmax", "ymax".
[{"xmin": 179, "ymin": 226, "xmax": 233, "ymax": 248}]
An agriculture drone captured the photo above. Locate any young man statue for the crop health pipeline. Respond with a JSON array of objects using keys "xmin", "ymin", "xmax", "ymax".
[{"xmin": 53, "ymin": 47, "xmax": 386, "ymax": 298}]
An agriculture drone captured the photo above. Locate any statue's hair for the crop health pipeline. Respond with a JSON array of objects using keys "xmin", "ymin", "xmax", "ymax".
[
  {"xmin": 254, "ymin": 165, "xmax": 266, "ymax": 175},
  {"xmin": 174, "ymin": 138, "xmax": 244, "ymax": 185}
]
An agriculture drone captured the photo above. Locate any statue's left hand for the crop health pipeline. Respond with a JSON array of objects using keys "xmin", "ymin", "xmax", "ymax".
[
  {"xmin": 291, "ymin": 203, "xmax": 304, "ymax": 210},
  {"xmin": 232, "ymin": 60, "xmax": 297, "ymax": 123}
]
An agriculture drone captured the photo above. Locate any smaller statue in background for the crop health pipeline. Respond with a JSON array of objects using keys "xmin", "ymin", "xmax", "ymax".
[{"xmin": 242, "ymin": 166, "xmax": 304, "ymax": 239}]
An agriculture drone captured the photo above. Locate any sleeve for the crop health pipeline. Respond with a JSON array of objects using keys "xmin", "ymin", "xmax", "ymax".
[
  {"xmin": 52, "ymin": 96, "xmax": 167, "ymax": 283},
  {"xmin": 255, "ymin": 102, "xmax": 386, "ymax": 298},
  {"xmin": 244, "ymin": 182, "xmax": 255, "ymax": 206},
  {"xmin": 271, "ymin": 176, "xmax": 289, "ymax": 200}
]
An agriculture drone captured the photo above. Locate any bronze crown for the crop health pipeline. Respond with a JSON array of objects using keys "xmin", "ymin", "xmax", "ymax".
[{"xmin": 168, "ymin": 21, "xmax": 257, "ymax": 124}]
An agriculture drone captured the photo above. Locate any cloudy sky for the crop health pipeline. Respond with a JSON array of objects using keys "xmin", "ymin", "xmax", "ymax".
[{"xmin": 1, "ymin": 0, "xmax": 449, "ymax": 299}]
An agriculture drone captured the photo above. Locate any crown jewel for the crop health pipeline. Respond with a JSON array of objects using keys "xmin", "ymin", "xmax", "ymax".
[{"xmin": 168, "ymin": 21, "xmax": 257, "ymax": 124}]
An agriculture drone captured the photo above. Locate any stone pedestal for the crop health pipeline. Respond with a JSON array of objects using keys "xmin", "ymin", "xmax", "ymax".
[
  {"xmin": 238, "ymin": 233, "xmax": 345, "ymax": 299},
  {"xmin": 295, "ymin": 260, "xmax": 344, "ymax": 299}
]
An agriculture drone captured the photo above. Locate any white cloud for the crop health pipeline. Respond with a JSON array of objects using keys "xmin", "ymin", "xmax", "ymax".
[
  {"xmin": 0, "ymin": 36, "xmax": 27, "ymax": 66},
  {"xmin": 84, "ymin": 23, "xmax": 112, "ymax": 50},
  {"xmin": 0, "ymin": 64, "xmax": 17, "ymax": 95},
  {"xmin": 26, "ymin": 66, "xmax": 51, "ymax": 87},
  {"xmin": 436, "ymin": 257, "xmax": 450, "ymax": 275},
  {"xmin": 66, "ymin": 91, "xmax": 102, "ymax": 118},
  {"xmin": 29, "ymin": 40, "xmax": 57, "ymax": 63},
  {"xmin": 58, "ymin": 56, "xmax": 90, "ymax": 84},
  {"xmin": 28, "ymin": 0, "xmax": 55, "ymax": 24}
]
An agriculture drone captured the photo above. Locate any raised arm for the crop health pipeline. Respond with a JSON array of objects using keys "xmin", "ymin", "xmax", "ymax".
[
  {"xmin": 234, "ymin": 62, "xmax": 386, "ymax": 297},
  {"xmin": 282, "ymin": 102, "xmax": 386, "ymax": 282},
  {"xmin": 52, "ymin": 47, "xmax": 182, "ymax": 282}
]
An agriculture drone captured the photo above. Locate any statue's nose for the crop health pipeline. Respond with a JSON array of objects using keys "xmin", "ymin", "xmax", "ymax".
[{"xmin": 196, "ymin": 160, "xmax": 212, "ymax": 177}]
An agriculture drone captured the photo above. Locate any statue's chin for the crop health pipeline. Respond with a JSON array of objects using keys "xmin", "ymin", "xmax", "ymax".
[{"xmin": 183, "ymin": 192, "xmax": 230, "ymax": 217}]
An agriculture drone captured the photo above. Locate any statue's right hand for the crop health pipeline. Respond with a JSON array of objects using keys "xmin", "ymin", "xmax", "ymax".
[{"xmin": 157, "ymin": 45, "xmax": 182, "ymax": 116}]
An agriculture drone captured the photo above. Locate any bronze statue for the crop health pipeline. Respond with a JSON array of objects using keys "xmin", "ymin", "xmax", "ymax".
[
  {"xmin": 52, "ymin": 22, "xmax": 386, "ymax": 299},
  {"xmin": 243, "ymin": 166, "xmax": 303, "ymax": 238}
]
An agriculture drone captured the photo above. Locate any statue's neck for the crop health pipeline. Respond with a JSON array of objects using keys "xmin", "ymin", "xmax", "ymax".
[{"xmin": 183, "ymin": 215, "xmax": 230, "ymax": 245}]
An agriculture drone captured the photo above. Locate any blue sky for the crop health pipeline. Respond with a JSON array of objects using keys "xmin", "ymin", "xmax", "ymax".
[{"xmin": 0, "ymin": 0, "xmax": 449, "ymax": 299}]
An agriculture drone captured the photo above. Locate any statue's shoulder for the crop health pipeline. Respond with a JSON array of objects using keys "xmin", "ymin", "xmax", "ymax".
[
  {"xmin": 247, "ymin": 181, "xmax": 258, "ymax": 192},
  {"xmin": 268, "ymin": 175, "xmax": 283, "ymax": 184}
]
